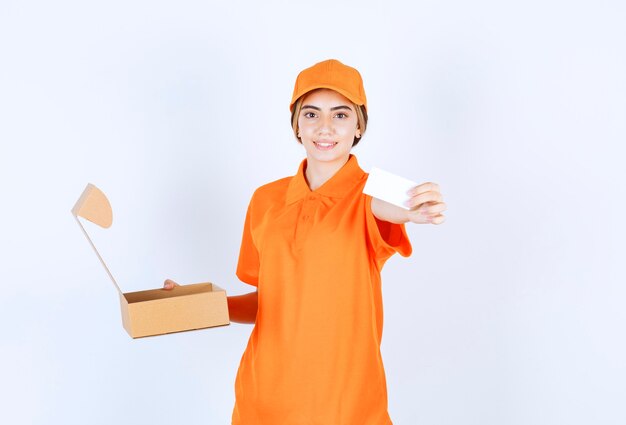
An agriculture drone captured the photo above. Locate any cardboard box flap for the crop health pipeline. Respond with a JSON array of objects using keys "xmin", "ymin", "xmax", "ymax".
[
  {"xmin": 71, "ymin": 183, "xmax": 113, "ymax": 228},
  {"xmin": 71, "ymin": 183, "xmax": 122, "ymax": 295}
]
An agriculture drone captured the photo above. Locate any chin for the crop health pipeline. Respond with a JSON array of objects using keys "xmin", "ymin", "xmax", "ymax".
[{"xmin": 306, "ymin": 150, "xmax": 351, "ymax": 164}]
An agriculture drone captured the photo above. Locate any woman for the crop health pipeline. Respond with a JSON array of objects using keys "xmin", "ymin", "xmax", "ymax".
[{"xmin": 165, "ymin": 59, "xmax": 446, "ymax": 424}]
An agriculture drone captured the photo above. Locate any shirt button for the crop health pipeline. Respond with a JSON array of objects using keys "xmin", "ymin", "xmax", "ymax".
[
  {"xmin": 302, "ymin": 215, "xmax": 308, "ymax": 220},
  {"xmin": 309, "ymin": 196, "xmax": 316, "ymax": 201}
]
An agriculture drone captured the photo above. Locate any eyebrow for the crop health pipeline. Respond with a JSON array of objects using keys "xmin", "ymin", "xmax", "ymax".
[{"xmin": 301, "ymin": 104, "xmax": 354, "ymax": 112}]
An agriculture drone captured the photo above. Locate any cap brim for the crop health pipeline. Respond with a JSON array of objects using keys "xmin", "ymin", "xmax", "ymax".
[{"xmin": 290, "ymin": 84, "xmax": 366, "ymax": 111}]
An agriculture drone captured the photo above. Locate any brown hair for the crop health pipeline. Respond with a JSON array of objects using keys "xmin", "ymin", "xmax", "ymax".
[{"xmin": 290, "ymin": 94, "xmax": 368, "ymax": 147}]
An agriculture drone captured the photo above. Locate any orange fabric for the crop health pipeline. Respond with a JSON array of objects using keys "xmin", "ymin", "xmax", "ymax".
[
  {"xmin": 289, "ymin": 59, "xmax": 367, "ymax": 111},
  {"xmin": 232, "ymin": 155, "xmax": 412, "ymax": 425}
]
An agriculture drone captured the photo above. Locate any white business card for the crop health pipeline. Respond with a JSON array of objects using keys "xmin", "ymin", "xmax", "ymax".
[{"xmin": 363, "ymin": 167, "xmax": 417, "ymax": 210}]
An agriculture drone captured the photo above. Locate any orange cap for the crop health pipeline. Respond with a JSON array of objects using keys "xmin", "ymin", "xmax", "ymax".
[{"xmin": 289, "ymin": 59, "xmax": 367, "ymax": 111}]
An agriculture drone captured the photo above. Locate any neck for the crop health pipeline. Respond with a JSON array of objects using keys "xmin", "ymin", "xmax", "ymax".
[{"xmin": 305, "ymin": 155, "xmax": 350, "ymax": 191}]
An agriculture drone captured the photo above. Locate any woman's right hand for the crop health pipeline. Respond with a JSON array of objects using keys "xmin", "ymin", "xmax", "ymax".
[{"xmin": 163, "ymin": 279, "xmax": 180, "ymax": 290}]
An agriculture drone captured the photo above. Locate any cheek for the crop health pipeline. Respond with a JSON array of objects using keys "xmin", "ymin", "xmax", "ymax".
[
  {"xmin": 336, "ymin": 121, "xmax": 358, "ymax": 137},
  {"xmin": 298, "ymin": 122, "xmax": 316, "ymax": 138}
]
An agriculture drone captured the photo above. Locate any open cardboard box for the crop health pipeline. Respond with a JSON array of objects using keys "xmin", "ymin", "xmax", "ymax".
[{"xmin": 72, "ymin": 183, "xmax": 229, "ymax": 338}]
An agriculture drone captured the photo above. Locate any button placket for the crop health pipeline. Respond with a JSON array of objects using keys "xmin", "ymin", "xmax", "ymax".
[{"xmin": 295, "ymin": 195, "xmax": 318, "ymax": 250}]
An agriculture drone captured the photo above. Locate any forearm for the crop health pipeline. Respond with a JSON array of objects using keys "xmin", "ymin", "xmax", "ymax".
[
  {"xmin": 371, "ymin": 191, "xmax": 446, "ymax": 225},
  {"xmin": 371, "ymin": 197, "xmax": 409, "ymax": 224},
  {"xmin": 227, "ymin": 290, "xmax": 258, "ymax": 324}
]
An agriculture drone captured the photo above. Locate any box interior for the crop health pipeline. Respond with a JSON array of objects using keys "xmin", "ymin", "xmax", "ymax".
[{"xmin": 123, "ymin": 282, "xmax": 218, "ymax": 303}]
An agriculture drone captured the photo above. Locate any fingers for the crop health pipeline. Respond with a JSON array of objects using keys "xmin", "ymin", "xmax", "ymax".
[
  {"xmin": 430, "ymin": 214, "xmax": 446, "ymax": 225},
  {"xmin": 408, "ymin": 209, "xmax": 446, "ymax": 225},
  {"xmin": 417, "ymin": 202, "xmax": 448, "ymax": 220},
  {"xmin": 163, "ymin": 279, "xmax": 180, "ymax": 290},
  {"xmin": 419, "ymin": 201, "xmax": 447, "ymax": 225},
  {"xmin": 405, "ymin": 183, "xmax": 443, "ymax": 209},
  {"xmin": 404, "ymin": 191, "xmax": 442, "ymax": 209},
  {"xmin": 408, "ymin": 182, "xmax": 440, "ymax": 197},
  {"xmin": 405, "ymin": 181, "xmax": 446, "ymax": 225},
  {"xmin": 419, "ymin": 201, "xmax": 447, "ymax": 215}
]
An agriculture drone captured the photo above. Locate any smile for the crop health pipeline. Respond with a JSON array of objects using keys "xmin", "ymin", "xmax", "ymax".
[{"xmin": 313, "ymin": 141, "xmax": 338, "ymax": 150}]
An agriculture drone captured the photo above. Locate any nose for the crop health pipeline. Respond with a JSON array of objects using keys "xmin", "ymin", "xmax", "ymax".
[{"xmin": 317, "ymin": 114, "xmax": 334, "ymax": 135}]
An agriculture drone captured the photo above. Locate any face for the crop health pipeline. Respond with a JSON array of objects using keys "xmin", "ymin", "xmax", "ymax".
[{"xmin": 297, "ymin": 89, "xmax": 361, "ymax": 167}]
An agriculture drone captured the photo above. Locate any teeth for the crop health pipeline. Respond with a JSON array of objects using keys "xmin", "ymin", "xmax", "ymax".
[{"xmin": 316, "ymin": 142, "xmax": 336, "ymax": 147}]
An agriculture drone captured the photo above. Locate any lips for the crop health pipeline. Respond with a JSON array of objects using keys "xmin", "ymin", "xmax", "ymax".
[{"xmin": 313, "ymin": 141, "xmax": 338, "ymax": 150}]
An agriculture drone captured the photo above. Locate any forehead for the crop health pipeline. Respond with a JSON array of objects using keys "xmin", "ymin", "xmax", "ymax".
[{"xmin": 301, "ymin": 88, "xmax": 353, "ymax": 107}]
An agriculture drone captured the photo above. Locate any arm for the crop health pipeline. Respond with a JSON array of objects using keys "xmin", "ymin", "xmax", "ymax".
[
  {"xmin": 227, "ymin": 290, "xmax": 258, "ymax": 324},
  {"xmin": 371, "ymin": 182, "xmax": 447, "ymax": 225},
  {"xmin": 163, "ymin": 279, "xmax": 258, "ymax": 325}
]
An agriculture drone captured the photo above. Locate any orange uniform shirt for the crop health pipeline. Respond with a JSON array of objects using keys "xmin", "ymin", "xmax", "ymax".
[{"xmin": 232, "ymin": 155, "xmax": 412, "ymax": 425}]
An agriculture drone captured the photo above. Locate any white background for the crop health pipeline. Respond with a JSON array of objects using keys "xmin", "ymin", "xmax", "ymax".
[{"xmin": 1, "ymin": 1, "xmax": 625, "ymax": 424}]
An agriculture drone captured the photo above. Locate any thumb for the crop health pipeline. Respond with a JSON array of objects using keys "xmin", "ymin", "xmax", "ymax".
[{"xmin": 163, "ymin": 279, "xmax": 179, "ymax": 290}]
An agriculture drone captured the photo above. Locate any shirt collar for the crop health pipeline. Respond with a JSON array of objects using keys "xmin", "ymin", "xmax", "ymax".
[{"xmin": 286, "ymin": 154, "xmax": 366, "ymax": 204}]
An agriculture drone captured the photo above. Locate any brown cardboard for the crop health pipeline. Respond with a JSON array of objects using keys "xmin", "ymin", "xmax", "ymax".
[{"xmin": 72, "ymin": 183, "xmax": 230, "ymax": 338}]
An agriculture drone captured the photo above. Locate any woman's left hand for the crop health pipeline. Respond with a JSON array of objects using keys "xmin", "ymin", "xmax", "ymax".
[{"xmin": 405, "ymin": 182, "xmax": 446, "ymax": 225}]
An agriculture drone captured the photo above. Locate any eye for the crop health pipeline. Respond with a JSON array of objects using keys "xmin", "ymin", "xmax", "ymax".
[
  {"xmin": 335, "ymin": 112, "xmax": 348, "ymax": 119},
  {"xmin": 303, "ymin": 111, "xmax": 317, "ymax": 118}
]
